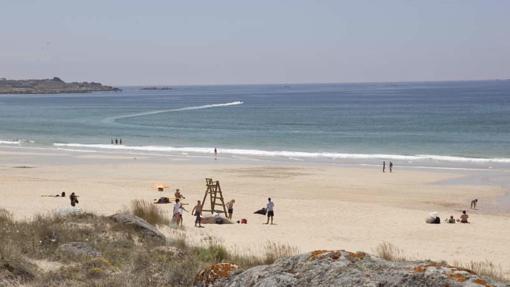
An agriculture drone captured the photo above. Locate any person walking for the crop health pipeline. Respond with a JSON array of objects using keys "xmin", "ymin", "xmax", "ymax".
[
  {"xmin": 192, "ymin": 200, "xmax": 203, "ymax": 228},
  {"xmin": 389, "ymin": 161, "xmax": 393, "ymax": 173},
  {"xmin": 265, "ymin": 198, "xmax": 274, "ymax": 225},
  {"xmin": 214, "ymin": 147, "xmax": 218, "ymax": 160},
  {"xmin": 382, "ymin": 161, "xmax": 386, "ymax": 173}
]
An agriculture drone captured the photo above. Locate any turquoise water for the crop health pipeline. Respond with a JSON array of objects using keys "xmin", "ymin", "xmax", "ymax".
[{"xmin": 1, "ymin": 81, "xmax": 510, "ymax": 165}]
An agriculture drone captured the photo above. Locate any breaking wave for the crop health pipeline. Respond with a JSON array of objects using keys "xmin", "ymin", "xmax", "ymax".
[{"xmin": 52, "ymin": 143, "xmax": 510, "ymax": 164}]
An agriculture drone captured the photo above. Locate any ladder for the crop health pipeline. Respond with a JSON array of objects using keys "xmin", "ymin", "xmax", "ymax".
[{"xmin": 201, "ymin": 178, "xmax": 228, "ymax": 215}]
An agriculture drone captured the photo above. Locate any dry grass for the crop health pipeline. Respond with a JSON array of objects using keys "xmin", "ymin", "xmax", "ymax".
[
  {"xmin": 262, "ymin": 241, "xmax": 299, "ymax": 264},
  {"xmin": 452, "ymin": 260, "xmax": 508, "ymax": 283},
  {"xmin": 130, "ymin": 199, "xmax": 169, "ymax": 226},
  {"xmin": 374, "ymin": 242, "xmax": 406, "ymax": 261}
]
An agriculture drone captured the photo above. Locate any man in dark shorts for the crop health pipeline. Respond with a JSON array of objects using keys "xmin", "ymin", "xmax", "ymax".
[
  {"xmin": 226, "ymin": 199, "xmax": 235, "ymax": 220},
  {"xmin": 70, "ymin": 192, "xmax": 79, "ymax": 207},
  {"xmin": 265, "ymin": 197, "xmax": 274, "ymax": 225},
  {"xmin": 192, "ymin": 200, "xmax": 203, "ymax": 228}
]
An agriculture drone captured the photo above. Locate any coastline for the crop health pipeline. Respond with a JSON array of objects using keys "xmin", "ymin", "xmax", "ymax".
[{"xmin": 1, "ymin": 145, "xmax": 510, "ymax": 277}]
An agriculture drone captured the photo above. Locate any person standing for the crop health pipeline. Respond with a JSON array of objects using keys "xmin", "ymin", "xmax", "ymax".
[
  {"xmin": 214, "ymin": 147, "xmax": 218, "ymax": 160},
  {"xmin": 389, "ymin": 161, "xmax": 393, "ymax": 173},
  {"xmin": 173, "ymin": 198, "xmax": 184, "ymax": 227},
  {"xmin": 470, "ymin": 199, "xmax": 478, "ymax": 209},
  {"xmin": 382, "ymin": 161, "xmax": 386, "ymax": 173},
  {"xmin": 226, "ymin": 199, "xmax": 235, "ymax": 220},
  {"xmin": 265, "ymin": 197, "xmax": 274, "ymax": 225},
  {"xmin": 192, "ymin": 200, "xmax": 203, "ymax": 228},
  {"xmin": 70, "ymin": 192, "xmax": 79, "ymax": 207}
]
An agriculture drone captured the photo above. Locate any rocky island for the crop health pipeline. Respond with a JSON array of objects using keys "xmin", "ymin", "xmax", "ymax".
[{"xmin": 0, "ymin": 77, "xmax": 120, "ymax": 94}]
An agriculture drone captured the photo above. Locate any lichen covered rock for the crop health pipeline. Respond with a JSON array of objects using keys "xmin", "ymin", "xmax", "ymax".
[
  {"xmin": 194, "ymin": 263, "xmax": 239, "ymax": 287},
  {"xmin": 206, "ymin": 250, "xmax": 507, "ymax": 287}
]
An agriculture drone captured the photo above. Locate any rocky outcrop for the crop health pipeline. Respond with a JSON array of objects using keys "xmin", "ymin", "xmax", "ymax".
[
  {"xmin": 194, "ymin": 263, "xmax": 239, "ymax": 287},
  {"xmin": 0, "ymin": 77, "xmax": 120, "ymax": 94},
  {"xmin": 57, "ymin": 242, "xmax": 101, "ymax": 258},
  {"xmin": 198, "ymin": 250, "xmax": 507, "ymax": 287},
  {"xmin": 110, "ymin": 213, "xmax": 166, "ymax": 241}
]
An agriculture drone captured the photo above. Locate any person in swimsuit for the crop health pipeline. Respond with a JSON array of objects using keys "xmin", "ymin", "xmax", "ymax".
[
  {"xmin": 70, "ymin": 192, "xmax": 79, "ymax": 207},
  {"xmin": 265, "ymin": 198, "xmax": 274, "ymax": 225},
  {"xmin": 460, "ymin": 210, "xmax": 469, "ymax": 223},
  {"xmin": 226, "ymin": 199, "xmax": 235, "ymax": 220},
  {"xmin": 192, "ymin": 200, "xmax": 203, "ymax": 227}
]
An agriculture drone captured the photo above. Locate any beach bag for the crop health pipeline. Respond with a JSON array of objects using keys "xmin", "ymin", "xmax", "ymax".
[{"xmin": 157, "ymin": 197, "xmax": 170, "ymax": 204}]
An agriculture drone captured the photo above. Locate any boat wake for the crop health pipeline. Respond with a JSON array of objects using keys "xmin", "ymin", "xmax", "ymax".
[{"xmin": 104, "ymin": 101, "xmax": 244, "ymax": 123}]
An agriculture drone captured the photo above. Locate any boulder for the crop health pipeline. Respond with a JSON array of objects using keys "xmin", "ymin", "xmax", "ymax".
[
  {"xmin": 207, "ymin": 250, "xmax": 507, "ymax": 287},
  {"xmin": 110, "ymin": 213, "xmax": 165, "ymax": 241},
  {"xmin": 57, "ymin": 242, "xmax": 101, "ymax": 258},
  {"xmin": 194, "ymin": 263, "xmax": 239, "ymax": 287}
]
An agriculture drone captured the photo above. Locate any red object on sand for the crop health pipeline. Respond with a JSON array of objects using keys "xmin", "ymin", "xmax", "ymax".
[{"xmin": 241, "ymin": 218, "xmax": 247, "ymax": 224}]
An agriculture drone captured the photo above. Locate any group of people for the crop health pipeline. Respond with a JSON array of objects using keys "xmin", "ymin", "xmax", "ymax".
[
  {"xmin": 111, "ymin": 138, "xmax": 123, "ymax": 145},
  {"xmin": 427, "ymin": 210, "xmax": 471, "ymax": 224},
  {"xmin": 382, "ymin": 161, "xmax": 393, "ymax": 173},
  {"xmin": 170, "ymin": 191, "xmax": 275, "ymax": 228}
]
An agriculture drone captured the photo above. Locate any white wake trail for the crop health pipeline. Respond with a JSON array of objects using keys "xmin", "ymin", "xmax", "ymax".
[{"xmin": 105, "ymin": 101, "xmax": 244, "ymax": 123}]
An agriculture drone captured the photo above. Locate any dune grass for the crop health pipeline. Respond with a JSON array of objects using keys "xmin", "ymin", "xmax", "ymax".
[
  {"xmin": 130, "ymin": 199, "xmax": 169, "ymax": 226},
  {"xmin": 452, "ymin": 260, "xmax": 508, "ymax": 283},
  {"xmin": 374, "ymin": 242, "xmax": 407, "ymax": 261}
]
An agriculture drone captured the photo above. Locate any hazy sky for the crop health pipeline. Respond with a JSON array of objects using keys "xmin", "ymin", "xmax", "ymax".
[{"xmin": 1, "ymin": 1, "xmax": 509, "ymax": 85}]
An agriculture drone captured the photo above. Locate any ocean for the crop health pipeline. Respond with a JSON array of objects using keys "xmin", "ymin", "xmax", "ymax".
[{"xmin": 1, "ymin": 81, "xmax": 510, "ymax": 167}]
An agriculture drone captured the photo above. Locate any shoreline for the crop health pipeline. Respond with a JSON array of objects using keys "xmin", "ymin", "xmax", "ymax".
[{"xmin": 2, "ymin": 142, "xmax": 510, "ymax": 171}]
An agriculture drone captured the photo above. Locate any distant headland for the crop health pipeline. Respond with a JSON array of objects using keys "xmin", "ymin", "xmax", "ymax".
[{"xmin": 0, "ymin": 77, "xmax": 121, "ymax": 94}]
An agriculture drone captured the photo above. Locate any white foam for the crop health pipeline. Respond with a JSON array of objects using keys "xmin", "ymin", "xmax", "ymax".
[
  {"xmin": 52, "ymin": 143, "xmax": 510, "ymax": 164},
  {"xmin": 105, "ymin": 101, "xmax": 244, "ymax": 122},
  {"xmin": 0, "ymin": 140, "xmax": 21, "ymax": 145}
]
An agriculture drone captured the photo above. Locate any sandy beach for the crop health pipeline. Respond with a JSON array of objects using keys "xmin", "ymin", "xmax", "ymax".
[{"xmin": 1, "ymin": 145, "xmax": 510, "ymax": 277}]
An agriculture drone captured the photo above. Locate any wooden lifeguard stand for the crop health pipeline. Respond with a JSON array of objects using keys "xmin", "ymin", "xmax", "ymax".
[{"xmin": 201, "ymin": 178, "xmax": 228, "ymax": 215}]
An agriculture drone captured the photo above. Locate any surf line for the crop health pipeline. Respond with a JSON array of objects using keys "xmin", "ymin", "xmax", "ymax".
[{"xmin": 104, "ymin": 101, "xmax": 244, "ymax": 123}]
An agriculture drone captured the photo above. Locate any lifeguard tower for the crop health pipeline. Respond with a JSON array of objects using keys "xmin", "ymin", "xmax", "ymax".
[{"xmin": 201, "ymin": 178, "xmax": 228, "ymax": 215}]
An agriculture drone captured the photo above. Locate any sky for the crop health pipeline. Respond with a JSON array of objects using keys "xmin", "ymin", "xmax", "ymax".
[{"xmin": 1, "ymin": 0, "xmax": 509, "ymax": 86}]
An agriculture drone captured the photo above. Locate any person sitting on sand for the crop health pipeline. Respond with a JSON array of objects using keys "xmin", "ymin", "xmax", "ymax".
[
  {"xmin": 460, "ymin": 210, "xmax": 469, "ymax": 223},
  {"xmin": 69, "ymin": 192, "xmax": 79, "ymax": 207},
  {"xmin": 226, "ymin": 199, "xmax": 235, "ymax": 220},
  {"xmin": 447, "ymin": 215, "xmax": 456, "ymax": 224},
  {"xmin": 470, "ymin": 199, "xmax": 478, "ymax": 209},
  {"xmin": 192, "ymin": 200, "xmax": 203, "ymax": 228},
  {"xmin": 265, "ymin": 198, "xmax": 274, "ymax": 225},
  {"xmin": 174, "ymin": 189, "xmax": 185, "ymax": 200}
]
